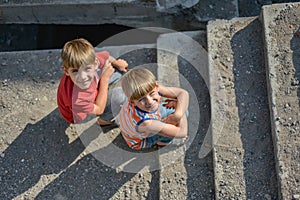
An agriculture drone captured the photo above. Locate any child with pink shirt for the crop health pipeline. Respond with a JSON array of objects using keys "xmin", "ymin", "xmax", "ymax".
[{"xmin": 57, "ymin": 38, "xmax": 128, "ymax": 125}]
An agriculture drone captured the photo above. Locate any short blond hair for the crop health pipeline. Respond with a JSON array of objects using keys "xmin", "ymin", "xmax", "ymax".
[
  {"xmin": 61, "ymin": 38, "xmax": 95, "ymax": 69},
  {"xmin": 121, "ymin": 68, "xmax": 156, "ymax": 101}
]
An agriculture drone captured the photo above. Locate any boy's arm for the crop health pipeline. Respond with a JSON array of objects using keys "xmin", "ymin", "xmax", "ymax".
[
  {"xmin": 92, "ymin": 63, "xmax": 114, "ymax": 115},
  {"xmin": 159, "ymin": 85, "xmax": 189, "ymax": 123},
  {"xmin": 138, "ymin": 116, "xmax": 188, "ymax": 139},
  {"xmin": 108, "ymin": 56, "xmax": 128, "ymax": 72}
]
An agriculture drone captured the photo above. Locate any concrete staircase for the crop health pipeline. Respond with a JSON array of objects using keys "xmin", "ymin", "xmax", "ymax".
[
  {"xmin": 208, "ymin": 17, "xmax": 276, "ymax": 199},
  {"xmin": 207, "ymin": 3, "xmax": 300, "ymax": 199},
  {"xmin": 156, "ymin": 2, "xmax": 300, "ymax": 199},
  {"xmin": 261, "ymin": 3, "xmax": 300, "ymax": 199},
  {"xmin": 0, "ymin": 1, "xmax": 300, "ymax": 200}
]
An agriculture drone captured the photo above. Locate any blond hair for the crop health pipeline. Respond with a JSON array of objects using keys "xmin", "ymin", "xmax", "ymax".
[
  {"xmin": 61, "ymin": 38, "xmax": 95, "ymax": 69},
  {"xmin": 121, "ymin": 68, "xmax": 156, "ymax": 101}
]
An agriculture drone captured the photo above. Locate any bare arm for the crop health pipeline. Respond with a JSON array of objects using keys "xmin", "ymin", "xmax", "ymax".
[
  {"xmin": 137, "ymin": 84, "xmax": 189, "ymax": 137},
  {"xmin": 92, "ymin": 62, "xmax": 114, "ymax": 115},
  {"xmin": 138, "ymin": 116, "xmax": 188, "ymax": 139},
  {"xmin": 91, "ymin": 56, "xmax": 127, "ymax": 115},
  {"xmin": 159, "ymin": 85, "xmax": 189, "ymax": 124},
  {"xmin": 108, "ymin": 56, "xmax": 128, "ymax": 72}
]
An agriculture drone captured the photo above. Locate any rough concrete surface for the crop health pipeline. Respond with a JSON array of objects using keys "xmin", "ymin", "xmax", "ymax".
[
  {"xmin": 262, "ymin": 3, "xmax": 300, "ymax": 199},
  {"xmin": 207, "ymin": 17, "xmax": 278, "ymax": 199},
  {"xmin": 157, "ymin": 30, "xmax": 213, "ymax": 200}
]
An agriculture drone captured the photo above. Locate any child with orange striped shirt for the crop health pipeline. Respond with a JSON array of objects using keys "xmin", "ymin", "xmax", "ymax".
[{"xmin": 119, "ymin": 68, "xmax": 189, "ymax": 150}]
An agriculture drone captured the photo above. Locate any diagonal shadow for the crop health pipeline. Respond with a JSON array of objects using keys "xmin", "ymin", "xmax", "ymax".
[
  {"xmin": 0, "ymin": 108, "xmax": 159, "ymax": 199},
  {"xmin": 36, "ymin": 119, "xmax": 159, "ymax": 199},
  {"xmin": 0, "ymin": 108, "xmax": 85, "ymax": 199},
  {"xmin": 290, "ymin": 31, "xmax": 300, "ymax": 108},
  {"xmin": 178, "ymin": 56, "xmax": 214, "ymax": 199},
  {"xmin": 231, "ymin": 18, "xmax": 278, "ymax": 198}
]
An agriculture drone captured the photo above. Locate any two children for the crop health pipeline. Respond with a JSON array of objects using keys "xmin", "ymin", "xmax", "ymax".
[
  {"xmin": 57, "ymin": 38, "xmax": 189, "ymax": 150},
  {"xmin": 57, "ymin": 38, "xmax": 128, "ymax": 125}
]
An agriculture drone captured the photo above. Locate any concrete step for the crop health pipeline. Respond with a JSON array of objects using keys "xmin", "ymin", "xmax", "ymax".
[
  {"xmin": 156, "ymin": 30, "xmax": 214, "ymax": 199},
  {"xmin": 207, "ymin": 17, "xmax": 278, "ymax": 199},
  {"xmin": 261, "ymin": 2, "xmax": 300, "ymax": 199}
]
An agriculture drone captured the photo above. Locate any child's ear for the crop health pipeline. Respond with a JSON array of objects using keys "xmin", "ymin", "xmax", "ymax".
[
  {"xmin": 155, "ymin": 81, "xmax": 159, "ymax": 88},
  {"xmin": 62, "ymin": 66, "xmax": 70, "ymax": 76}
]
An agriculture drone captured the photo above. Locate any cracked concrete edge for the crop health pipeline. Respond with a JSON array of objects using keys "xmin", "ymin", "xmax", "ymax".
[
  {"xmin": 261, "ymin": 2, "xmax": 300, "ymax": 199},
  {"xmin": 260, "ymin": 4, "xmax": 283, "ymax": 199},
  {"xmin": 207, "ymin": 19, "xmax": 245, "ymax": 199},
  {"xmin": 96, "ymin": 43, "xmax": 157, "ymax": 59},
  {"xmin": 207, "ymin": 17, "xmax": 261, "ymax": 199},
  {"xmin": 0, "ymin": 1, "xmax": 164, "ymax": 26},
  {"xmin": 0, "ymin": 0, "xmax": 237, "ymax": 29},
  {"xmin": 0, "ymin": 43, "xmax": 157, "ymax": 60}
]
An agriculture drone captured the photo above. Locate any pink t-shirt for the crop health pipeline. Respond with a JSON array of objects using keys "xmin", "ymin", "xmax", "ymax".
[{"xmin": 57, "ymin": 51, "xmax": 109, "ymax": 123}]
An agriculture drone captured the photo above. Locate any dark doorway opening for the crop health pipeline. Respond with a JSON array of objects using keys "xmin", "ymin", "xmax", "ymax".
[{"xmin": 0, "ymin": 24, "xmax": 134, "ymax": 52}]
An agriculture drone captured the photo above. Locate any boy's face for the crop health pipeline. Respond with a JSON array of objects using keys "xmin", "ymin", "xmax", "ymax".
[
  {"xmin": 132, "ymin": 84, "xmax": 161, "ymax": 112},
  {"xmin": 64, "ymin": 59, "xmax": 98, "ymax": 89}
]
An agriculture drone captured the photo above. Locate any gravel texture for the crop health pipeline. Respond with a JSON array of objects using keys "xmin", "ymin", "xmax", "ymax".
[
  {"xmin": 262, "ymin": 3, "xmax": 300, "ymax": 199},
  {"xmin": 207, "ymin": 17, "xmax": 278, "ymax": 199}
]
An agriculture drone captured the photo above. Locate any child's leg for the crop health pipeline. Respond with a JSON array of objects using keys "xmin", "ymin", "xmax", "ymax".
[
  {"xmin": 108, "ymin": 69, "xmax": 123, "ymax": 86},
  {"xmin": 98, "ymin": 69, "xmax": 126, "ymax": 125},
  {"xmin": 138, "ymin": 104, "xmax": 176, "ymax": 148},
  {"xmin": 160, "ymin": 103, "xmax": 175, "ymax": 119},
  {"xmin": 160, "ymin": 102, "xmax": 189, "ymax": 120},
  {"xmin": 144, "ymin": 135, "xmax": 173, "ymax": 149},
  {"xmin": 100, "ymin": 86, "xmax": 127, "ymax": 122}
]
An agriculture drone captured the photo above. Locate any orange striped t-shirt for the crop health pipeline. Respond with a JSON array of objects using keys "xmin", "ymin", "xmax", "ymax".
[{"xmin": 119, "ymin": 101, "xmax": 161, "ymax": 150}]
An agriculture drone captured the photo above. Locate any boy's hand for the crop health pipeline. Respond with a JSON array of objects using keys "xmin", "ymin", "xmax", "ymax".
[
  {"xmin": 164, "ymin": 113, "xmax": 180, "ymax": 126},
  {"xmin": 163, "ymin": 99, "xmax": 181, "ymax": 125},
  {"xmin": 112, "ymin": 59, "xmax": 128, "ymax": 72},
  {"xmin": 101, "ymin": 62, "xmax": 115, "ymax": 82},
  {"xmin": 162, "ymin": 99, "xmax": 177, "ymax": 109}
]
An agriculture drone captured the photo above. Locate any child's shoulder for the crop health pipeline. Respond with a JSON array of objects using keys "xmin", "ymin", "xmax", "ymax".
[
  {"xmin": 95, "ymin": 50, "xmax": 109, "ymax": 57},
  {"xmin": 140, "ymin": 119, "xmax": 154, "ymax": 126}
]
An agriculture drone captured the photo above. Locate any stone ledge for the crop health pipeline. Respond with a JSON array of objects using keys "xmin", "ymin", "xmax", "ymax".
[
  {"xmin": 261, "ymin": 2, "xmax": 300, "ymax": 199},
  {"xmin": 208, "ymin": 17, "xmax": 278, "ymax": 199}
]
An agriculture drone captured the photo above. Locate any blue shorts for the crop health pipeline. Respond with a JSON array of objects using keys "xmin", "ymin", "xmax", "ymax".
[{"xmin": 143, "ymin": 103, "xmax": 175, "ymax": 149}]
